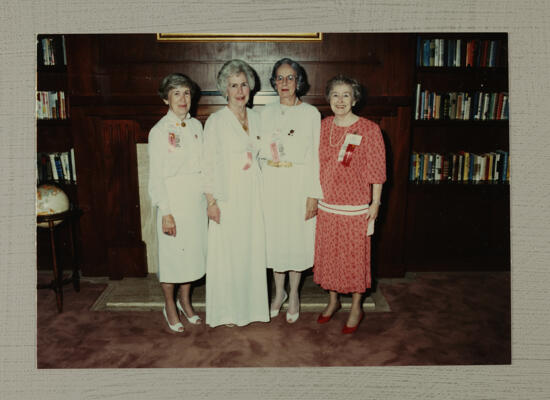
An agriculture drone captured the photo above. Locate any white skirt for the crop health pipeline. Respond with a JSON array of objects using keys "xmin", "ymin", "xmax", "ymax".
[
  {"xmin": 205, "ymin": 156, "xmax": 269, "ymax": 327},
  {"xmin": 156, "ymin": 173, "xmax": 207, "ymax": 283},
  {"xmin": 262, "ymin": 163, "xmax": 316, "ymax": 272}
]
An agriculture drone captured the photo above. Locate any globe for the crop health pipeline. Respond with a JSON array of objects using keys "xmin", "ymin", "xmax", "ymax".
[{"xmin": 37, "ymin": 184, "xmax": 70, "ymax": 228}]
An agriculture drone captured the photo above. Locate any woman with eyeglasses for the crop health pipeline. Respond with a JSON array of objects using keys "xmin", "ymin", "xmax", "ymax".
[
  {"xmin": 314, "ymin": 74, "xmax": 386, "ymax": 334},
  {"xmin": 259, "ymin": 58, "xmax": 322, "ymax": 323}
]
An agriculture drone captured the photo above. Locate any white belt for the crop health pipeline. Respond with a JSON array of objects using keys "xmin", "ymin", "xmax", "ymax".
[{"xmin": 318, "ymin": 201, "xmax": 369, "ymax": 216}]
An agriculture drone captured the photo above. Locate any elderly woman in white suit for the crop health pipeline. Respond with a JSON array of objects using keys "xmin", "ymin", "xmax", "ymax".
[
  {"xmin": 148, "ymin": 73, "xmax": 207, "ymax": 333},
  {"xmin": 203, "ymin": 59, "xmax": 270, "ymax": 327},
  {"xmin": 259, "ymin": 58, "xmax": 322, "ymax": 323}
]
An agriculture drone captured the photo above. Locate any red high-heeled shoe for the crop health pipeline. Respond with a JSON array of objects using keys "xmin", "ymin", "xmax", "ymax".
[
  {"xmin": 342, "ymin": 312, "xmax": 364, "ymax": 334},
  {"xmin": 317, "ymin": 304, "xmax": 341, "ymax": 324}
]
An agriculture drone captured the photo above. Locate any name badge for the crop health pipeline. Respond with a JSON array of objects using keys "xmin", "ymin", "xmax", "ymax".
[
  {"xmin": 338, "ymin": 134, "xmax": 362, "ymax": 165},
  {"xmin": 168, "ymin": 132, "xmax": 181, "ymax": 152}
]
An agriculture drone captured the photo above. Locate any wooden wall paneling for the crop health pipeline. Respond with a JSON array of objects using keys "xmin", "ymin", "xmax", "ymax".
[
  {"xmin": 71, "ymin": 109, "xmax": 108, "ymax": 276},
  {"xmin": 315, "ymin": 33, "xmax": 415, "ymax": 97},
  {"xmin": 66, "ymin": 33, "xmax": 416, "ymax": 278},
  {"xmin": 68, "ymin": 33, "xmax": 415, "ymax": 99},
  {"xmin": 373, "ymin": 106, "xmax": 412, "ymax": 277},
  {"xmin": 100, "ymin": 119, "xmax": 147, "ymax": 279},
  {"xmin": 66, "ymin": 35, "xmax": 101, "ymax": 96},
  {"xmin": 385, "ymin": 34, "xmax": 416, "ymax": 96}
]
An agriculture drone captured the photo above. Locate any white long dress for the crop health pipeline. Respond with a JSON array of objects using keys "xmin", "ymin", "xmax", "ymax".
[
  {"xmin": 259, "ymin": 101, "xmax": 322, "ymax": 272},
  {"xmin": 148, "ymin": 110, "xmax": 207, "ymax": 283},
  {"xmin": 203, "ymin": 106, "xmax": 269, "ymax": 327}
]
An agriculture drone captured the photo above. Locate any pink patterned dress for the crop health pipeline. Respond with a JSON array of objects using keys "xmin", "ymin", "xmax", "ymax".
[{"xmin": 313, "ymin": 116, "xmax": 386, "ymax": 293}]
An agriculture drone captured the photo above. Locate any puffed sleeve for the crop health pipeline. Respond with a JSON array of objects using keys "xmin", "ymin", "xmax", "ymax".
[
  {"xmin": 365, "ymin": 122, "xmax": 387, "ymax": 184},
  {"xmin": 202, "ymin": 112, "xmax": 228, "ymax": 201},
  {"xmin": 148, "ymin": 122, "xmax": 171, "ymax": 215},
  {"xmin": 306, "ymin": 107, "xmax": 323, "ymax": 198}
]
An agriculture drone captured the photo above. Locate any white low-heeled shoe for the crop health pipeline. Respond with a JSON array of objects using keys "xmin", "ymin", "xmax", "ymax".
[
  {"xmin": 270, "ymin": 291, "xmax": 288, "ymax": 318},
  {"xmin": 286, "ymin": 310, "xmax": 300, "ymax": 324},
  {"xmin": 286, "ymin": 298, "xmax": 300, "ymax": 324},
  {"xmin": 176, "ymin": 299, "xmax": 202, "ymax": 325},
  {"xmin": 286, "ymin": 296, "xmax": 300, "ymax": 324},
  {"xmin": 163, "ymin": 306, "xmax": 184, "ymax": 332}
]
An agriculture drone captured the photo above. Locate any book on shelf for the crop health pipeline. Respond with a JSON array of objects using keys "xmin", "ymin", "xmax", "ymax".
[
  {"xmin": 38, "ymin": 35, "xmax": 67, "ymax": 67},
  {"xmin": 53, "ymin": 154, "xmax": 64, "ymax": 181},
  {"xmin": 36, "ymin": 91, "xmax": 68, "ymax": 120},
  {"xmin": 409, "ymin": 150, "xmax": 510, "ymax": 184},
  {"xmin": 414, "ymin": 83, "xmax": 421, "ymax": 120},
  {"xmin": 417, "ymin": 38, "xmax": 463, "ymax": 67},
  {"xmin": 417, "ymin": 36, "xmax": 506, "ymax": 68},
  {"xmin": 37, "ymin": 149, "xmax": 77, "ymax": 185},
  {"xmin": 414, "ymin": 85, "xmax": 509, "ymax": 121}
]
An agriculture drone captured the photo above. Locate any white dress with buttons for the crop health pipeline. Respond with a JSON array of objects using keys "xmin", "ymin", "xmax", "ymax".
[
  {"xmin": 202, "ymin": 106, "xmax": 269, "ymax": 327},
  {"xmin": 259, "ymin": 101, "xmax": 322, "ymax": 272},
  {"xmin": 148, "ymin": 110, "xmax": 207, "ymax": 283}
]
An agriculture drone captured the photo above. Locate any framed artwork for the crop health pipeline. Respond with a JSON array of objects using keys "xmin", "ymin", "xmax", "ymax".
[{"xmin": 156, "ymin": 33, "xmax": 323, "ymax": 42}]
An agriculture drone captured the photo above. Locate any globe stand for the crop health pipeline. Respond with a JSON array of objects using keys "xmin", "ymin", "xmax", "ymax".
[{"xmin": 37, "ymin": 208, "xmax": 82, "ymax": 313}]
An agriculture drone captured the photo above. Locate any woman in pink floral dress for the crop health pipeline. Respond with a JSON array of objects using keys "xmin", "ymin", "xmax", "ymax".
[{"xmin": 314, "ymin": 75, "xmax": 386, "ymax": 334}]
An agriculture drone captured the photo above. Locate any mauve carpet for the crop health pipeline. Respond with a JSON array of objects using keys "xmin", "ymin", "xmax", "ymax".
[{"xmin": 37, "ymin": 271, "xmax": 510, "ymax": 368}]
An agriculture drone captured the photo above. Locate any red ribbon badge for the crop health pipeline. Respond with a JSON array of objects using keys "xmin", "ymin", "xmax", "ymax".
[
  {"xmin": 243, "ymin": 151, "xmax": 253, "ymax": 170},
  {"xmin": 270, "ymin": 142, "xmax": 280, "ymax": 162},
  {"xmin": 341, "ymin": 144, "xmax": 356, "ymax": 166}
]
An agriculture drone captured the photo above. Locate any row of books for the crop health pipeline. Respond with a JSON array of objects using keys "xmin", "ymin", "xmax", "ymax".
[
  {"xmin": 36, "ymin": 91, "xmax": 68, "ymax": 120},
  {"xmin": 38, "ymin": 36, "xmax": 67, "ymax": 66},
  {"xmin": 416, "ymin": 37, "xmax": 505, "ymax": 68},
  {"xmin": 37, "ymin": 150, "xmax": 77, "ymax": 184},
  {"xmin": 414, "ymin": 85, "xmax": 509, "ymax": 121},
  {"xmin": 409, "ymin": 150, "xmax": 510, "ymax": 183},
  {"xmin": 464, "ymin": 39, "xmax": 504, "ymax": 68}
]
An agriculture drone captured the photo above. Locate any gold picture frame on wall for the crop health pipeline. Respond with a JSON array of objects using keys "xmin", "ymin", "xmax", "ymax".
[{"xmin": 156, "ymin": 33, "xmax": 323, "ymax": 42}]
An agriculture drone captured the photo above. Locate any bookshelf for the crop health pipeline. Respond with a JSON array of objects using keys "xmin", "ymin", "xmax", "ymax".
[
  {"xmin": 36, "ymin": 34, "xmax": 76, "ymax": 187},
  {"xmin": 405, "ymin": 33, "xmax": 510, "ymax": 270},
  {"xmin": 36, "ymin": 34, "xmax": 79, "ymax": 270}
]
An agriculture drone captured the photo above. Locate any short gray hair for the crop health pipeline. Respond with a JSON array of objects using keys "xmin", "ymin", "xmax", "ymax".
[
  {"xmin": 325, "ymin": 74, "xmax": 363, "ymax": 104},
  {"xmin": 269, "ymin": 58, "xmax": 310, "ymax": 97},
  {"xmin": 158, "ymin": 73, "xmax": 197, "ymax": 100},
  {"xmin": 216, "ymin": 59, "xmax": 256, "ymax": 96}
]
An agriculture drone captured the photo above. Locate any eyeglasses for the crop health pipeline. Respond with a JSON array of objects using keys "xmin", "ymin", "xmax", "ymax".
[{"xmin": 276, "ymin": 75, "xmax": 297, "ymax": 82}]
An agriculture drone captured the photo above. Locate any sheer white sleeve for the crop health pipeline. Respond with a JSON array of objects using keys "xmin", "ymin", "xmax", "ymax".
[{"xmin": 202, "ymin": 113, "xmax": 228, "ymax": 201}]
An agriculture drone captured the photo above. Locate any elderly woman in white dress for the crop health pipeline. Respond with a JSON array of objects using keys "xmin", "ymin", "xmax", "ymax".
[
  {"xmin": 203, "ymin": 59, "xmax": 270, "ymax": 327},
  {"xmin": 148, "ymin": 73, "xmax": 207, "ymax": 333},
  {"xmin": 260, "ymin": 58, "xmax": 322, "ymax": 323}
]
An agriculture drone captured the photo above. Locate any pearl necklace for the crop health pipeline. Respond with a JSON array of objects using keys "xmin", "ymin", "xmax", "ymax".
[
  {"xmin": 329, "ymin": 120, "xmax": 349, "ymax": 147},
  {"xmin": 329, "ymin": 116, "xmax": 359, "ymax": 147}
]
